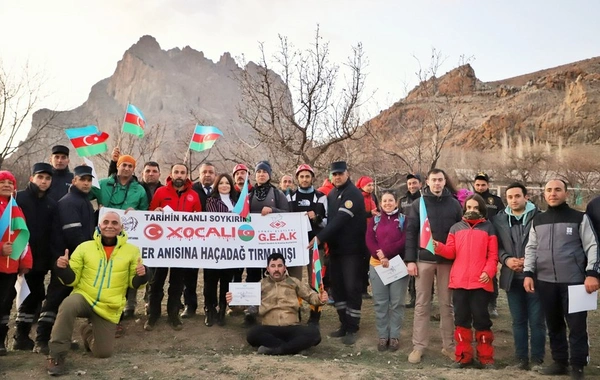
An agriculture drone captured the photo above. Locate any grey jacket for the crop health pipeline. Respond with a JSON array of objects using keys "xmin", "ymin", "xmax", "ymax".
[
  {"xmin": 524, "ymin": 202, "xmax": 600, "ymax": 283},
  {"xmin": 493, "ymin": 205, "xmax": 538, "ymax": 291}
]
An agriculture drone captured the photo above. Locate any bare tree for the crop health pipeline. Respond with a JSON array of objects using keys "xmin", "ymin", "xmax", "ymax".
[
  {"xmin": 0, "ymin": 62, "xmax": 57, "ymax": 169},
  {"xmin": 231, "ymin": 25, "xmax": 371, "ymax": 176}
]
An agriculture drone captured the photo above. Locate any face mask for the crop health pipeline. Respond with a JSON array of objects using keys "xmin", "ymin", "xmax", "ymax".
[{"xmin": 464, "ymin": 210, "xmax": 482, "ymax": 220}]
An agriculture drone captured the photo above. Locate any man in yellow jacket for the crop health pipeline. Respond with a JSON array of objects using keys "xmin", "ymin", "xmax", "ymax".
[
  {"xmin": 46, "ymin": 211, "xmax": 149, "ymax": 376},
  {"xmin": 226, "ymin": 253, "xmax": 328, "ymax": 355}
]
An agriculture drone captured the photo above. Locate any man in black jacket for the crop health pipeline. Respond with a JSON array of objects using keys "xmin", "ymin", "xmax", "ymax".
[
  {"xmin": 12, "ymin": 163, "xmax": 60, "ymax": 350},
  {"xmin": 183, "ymin": 162, "xmax": 217, "ymax": 320},
  {"xmin": 34, "ymin": 165, "xmax": 96, "ymax": 354},
  {"xmin": 47, "ymin": 145, "xmax": 74, "ymax": 202},
  {"xmin": 405, "ymin": 168, "xmax": 463, "ymax": 364},
  {"xmin": 492, "ymin": 183, "xmax": 545, "ymax": 371},
  {"xmin": 474, "ymin": 172, "xmax": 504, "ymax": 318},
  {"xmin": 399, "ymin": 173, "xmax": 422, "ymax": 308},
  {"xmin": 312, "ymin": 161, "xmax": 366, "ymax": 345}
]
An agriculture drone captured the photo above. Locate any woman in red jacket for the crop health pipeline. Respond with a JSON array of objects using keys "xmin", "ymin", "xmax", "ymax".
[
  {"xmin": 0, "ymin": 171, "xmax": 33, "ymax": 355},
  {"xmin": 434, "ymin": 194, "xmax": 498, "ymax": 369}
]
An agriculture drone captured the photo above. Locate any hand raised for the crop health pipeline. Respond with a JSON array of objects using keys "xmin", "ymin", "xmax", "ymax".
[
  {"xmin": 135, "ymin": 257, "xmax": 146, "ymax": 276},
  {"xmin": 57, "ymin": 249, "xmax": 69, "ymax": 269}
]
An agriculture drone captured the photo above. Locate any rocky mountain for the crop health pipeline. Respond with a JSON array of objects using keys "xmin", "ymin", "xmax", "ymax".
[{"xmin": 368, "ymin": 57, "xmax": 600, "ymax": 150}]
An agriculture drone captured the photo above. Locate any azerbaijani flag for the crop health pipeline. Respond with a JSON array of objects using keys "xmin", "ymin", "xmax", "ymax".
[
  {"xmin": 65, "ymin": 126, "xmax": 109, "ymax": 157},
  {"xmin": 311, "ymin": 239, "xmax": 322, "ymax": 292},
  {"xmin": 0, "ymin": 196, "xmax": 30, "ymax": 260},
  {"xmin": 419, "ymin": 196, "xmax": 435, "ymax": 254},
  {"xmin": 232, "ymin": 174, "xmax": 250, "ymax": 218},
  {"xmin": 189, "ymin": 125, "xmax": 223, "ymax": 152},
  {"xmin": 122, "ymin": 104, "xmax": 146, "ymax": 137}
]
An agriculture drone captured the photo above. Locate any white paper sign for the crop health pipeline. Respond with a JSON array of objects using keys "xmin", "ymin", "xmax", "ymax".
[
  {"xmin": 374, "ymin": 256, "xmax": 408, "ymax": 285},
  {"xmin": 14, "ymin": 275, "xmax": 30, "ymax": 309},
  {"xmin": 229, "ymin": 282, "xmax": 261, "ymax": 306},
  {"xmin": 568, "ymin": 284, "xmax": 598, "ymax": 314}
]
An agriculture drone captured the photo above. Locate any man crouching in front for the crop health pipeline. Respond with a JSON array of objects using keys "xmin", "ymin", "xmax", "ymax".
[
  {"xmin": 226, "ymin": 253, "xmax": 328, "ymax": 355},
  {"xmin": 46, "ymin": 211, "xmax": 149, "ymax": 376}
]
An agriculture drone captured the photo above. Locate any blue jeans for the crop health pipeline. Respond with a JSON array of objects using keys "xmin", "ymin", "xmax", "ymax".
[{"xmin": 506, "ymin": 279, "xmax": 546, "ymax": 361}]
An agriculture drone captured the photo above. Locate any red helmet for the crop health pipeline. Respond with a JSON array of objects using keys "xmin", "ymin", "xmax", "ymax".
[
  {"xmin": 232, "ymin": 164, "xmax": 249, "ymax": 175},
  {"xmin": 295, "ymin": 164, "xmax": 315, "ymax": 177}
]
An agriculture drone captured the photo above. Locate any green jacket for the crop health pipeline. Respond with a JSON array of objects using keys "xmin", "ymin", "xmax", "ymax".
[
  {"xmin": 65, "ymin": 231, "xmax": 145, "ymax": 324},
  {"xmin": 93, "ymin": 175, "xmax": 149, "ymax": 210}
]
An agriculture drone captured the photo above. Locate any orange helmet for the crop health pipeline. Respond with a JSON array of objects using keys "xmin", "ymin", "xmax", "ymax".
[{"xmin": 295, "ymin": 164, "xmax": 315, "ymax": 177}]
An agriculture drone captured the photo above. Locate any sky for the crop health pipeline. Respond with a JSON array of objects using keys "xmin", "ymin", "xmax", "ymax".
[{"xmin": 1, "ymin": 0, "xmax": 599, "ymax": 145}]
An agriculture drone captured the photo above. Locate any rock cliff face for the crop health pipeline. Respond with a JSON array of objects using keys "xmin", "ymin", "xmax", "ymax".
[
  {"xmin": 16, "ymin": 35, "xmax": 281, "ymax": 171},
  {"xmin": 369, "ymin": 58, "xmax": 600, "ymax": 150}
]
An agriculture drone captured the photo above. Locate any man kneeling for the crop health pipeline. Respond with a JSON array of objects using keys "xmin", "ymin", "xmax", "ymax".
[
  {"xmin": 46, "ymin": 212, "xmax": 149, "ymax": 376},
  {"xmin": 226, "ymin": 253, "xmax": 327, "ymax": 355}
]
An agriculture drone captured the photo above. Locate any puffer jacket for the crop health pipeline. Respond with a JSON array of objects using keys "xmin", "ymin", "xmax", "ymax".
[
  {"xmin": 59, "ymin": 231, "xmax": 145, "ymax": 324},
  {"xmin": 260, "ymin": 273, "xmax": 323, "ymax": 326},
  {"xmin": 435, "ymin": 218, "xmax": 499, "ymax": 292}
]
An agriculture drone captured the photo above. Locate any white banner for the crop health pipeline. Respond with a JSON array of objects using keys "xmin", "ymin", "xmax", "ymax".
[{"xmin": 101, "ymin": 208, "xmax": 310, "ymax": 269}]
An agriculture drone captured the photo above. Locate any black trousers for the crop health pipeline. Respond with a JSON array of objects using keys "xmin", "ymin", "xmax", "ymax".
[
  {"xmin": 329, "ymin": 254, "xmax": 363, "ymax": 333},
  {"xmin": 36, "ymin": 271, "xmax": 72, "ymax": 343},
  {"xmin": 148, "ymin": 267, "xmax": 185, "ymax": 317},
  {"xmin": 537, "ymin": 280, "xmax": 589, "ymax": 367},
  {"xmin": 361, "ymin": 253, "xmax": 370, "ymax": 293},
  {"xmin": 453, "ymin": 288, "xmax": 493, "ymax": 331},
  {"xmin": 182, "ymin": 268, "xmax": 199, "ymax": 311},
  {"xmin": 16, "ymin": 271, "xmax": 48, "ymax": 325},
  {"xmin": 232, "ymin": 268, "xmax": 244, "ymax": 283},
  {"xmin": 490, "ymin": 276, "xmax": 499, "ymax": 308},
  {"xmin": 247, "ymin": 324, "xmax": 321, "ymax": 354},
  {"xmin": 0, "ymin": 273, "xmax": 18, "ymax": 326},
  {"xmin": 203, "ymin": 269, "xmax": 234, "ymax": 309}
]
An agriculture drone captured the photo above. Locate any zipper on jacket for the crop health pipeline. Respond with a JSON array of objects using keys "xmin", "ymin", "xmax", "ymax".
[
  {"xmin": 92, "ymin": 249, "xmax": 110, "ymax": 308},
  {"xmin": 92, "ymin": 259, "xmax": 103, "ymax": 287}
]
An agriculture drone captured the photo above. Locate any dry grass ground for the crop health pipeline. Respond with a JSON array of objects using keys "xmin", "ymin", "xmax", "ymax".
[{"xmin": 1, "ymin": 277, "xmax": 599, "ymax": 379}]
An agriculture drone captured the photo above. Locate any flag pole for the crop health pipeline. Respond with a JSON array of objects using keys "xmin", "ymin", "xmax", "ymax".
[
  {"xmin": 116, "ymin": 103, "xmax": 128, "ymax": 150},
  {"xmin": 7, "ymin": 196, "xmax": 12, "ymax": 266}
]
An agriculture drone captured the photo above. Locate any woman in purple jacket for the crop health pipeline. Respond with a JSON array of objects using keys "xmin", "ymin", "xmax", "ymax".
[
  {"xmin": 366, "ymin": 191, "xmax": 408, "ymax": 352},
  {"xmin": 204, "ymin": 173, "xmax": 239, "ymax": 326}
]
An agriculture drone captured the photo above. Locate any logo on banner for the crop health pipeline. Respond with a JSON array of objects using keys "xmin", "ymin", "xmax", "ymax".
[
  {"xmin": 238, "ymin": 224, "xmax": 255, "ymax": 242},
  {"xmin": 144, "ymin": 223, "xmax": 164, "ymax": 240},
  {"xmin": 121, "ymin": 216, "xmax": 139, "ymax": 231},
  {"xmin": 269, "ymin": 215, "xmax": 287, "ymax": 229}
]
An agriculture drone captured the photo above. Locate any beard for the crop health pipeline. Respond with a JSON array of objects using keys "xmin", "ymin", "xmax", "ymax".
[{"xmin": 172, "ymin": 178, "xmax": 185, "ymax": 188}]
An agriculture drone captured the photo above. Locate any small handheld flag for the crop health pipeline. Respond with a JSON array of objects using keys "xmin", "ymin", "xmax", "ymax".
[
  {"xmin": 122, "ymin": 104, "xmax": 146, "ymax": 137},
  {"xmin": 232, "ymin": 174, "xmax": 250, "ymax": 218},
  {"xmin": 189, "ymin": 125, "xmax": 223, "ymax": 152},
  {"xmin": 419, "ymin": 196, "xmax": 435, "ymax": 254},
  {"xmin": 65, "ymin": 126, "xmax": 109, "ymax": 157},
  {"xmin": 0, "ymin": 196, "xmax": 30, "ymax": 260},
  {"xmin": 311, "ymin": 239, "xmax": 323, "ymax": 292}
]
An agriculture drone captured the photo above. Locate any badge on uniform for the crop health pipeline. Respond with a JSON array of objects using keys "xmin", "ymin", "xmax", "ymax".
[
  {"xmin": 566, "ymin": 227, "xmax": 573, "ymax": 235},
  {"xmin": 344, "ymin": 200, "xmax": 353, "ymax": 208}
]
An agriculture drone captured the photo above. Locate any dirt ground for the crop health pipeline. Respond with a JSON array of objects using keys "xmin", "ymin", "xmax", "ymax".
[{"xmin": 1, "ymin": 277, "xmax": 599, "ymax": 380}]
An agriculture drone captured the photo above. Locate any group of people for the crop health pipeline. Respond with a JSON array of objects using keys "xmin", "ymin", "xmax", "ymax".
[{"xmin": 0, "ymin": 144, "xmax": 599, "ymax": 380}]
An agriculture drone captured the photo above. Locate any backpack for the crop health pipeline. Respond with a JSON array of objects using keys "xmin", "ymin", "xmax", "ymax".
[{"xmin": 373, "ymin": 212, "xmax": 406, "ymax": 232}]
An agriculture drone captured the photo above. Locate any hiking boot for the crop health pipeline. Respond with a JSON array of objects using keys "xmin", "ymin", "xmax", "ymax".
[
  {"xmin": 144, "ymin": 316, "xmax": 158, "ymax": 332},
  {"xmin": 217, "ymin": 307, "xmax": 226, "ymax": 327},
  {"xmin": 168, "ymin": 314, "xmax": 183, "ymax": 331},
  {"xmin": 408, "ymin": 349, "xmax": 423, "ymax": 364},
  {"xmin": 441, "ymin": 348, "xmax": 455, "ymax": 361},
  {"xmin": 329, "ymin": 328, "xmax": 346, "ymax": 338},
  {"xmin": 47, "ymin": 354, "xmax": 66, "ymax": 376},
  {"xmin": 539, "ymin": 361, "xmax": 569, "ymax": 375},
  {"xmin": 377, "ymin": 338, "xmax": 388, "ymax": 352},
  {"xmin": 342, "ymin": 332, "xmax": 357, "ymax": 345},
  {"xmin": 204, "ymin": 307, "xmax": 216, "ymax": 327},
  {"xmin": 80, "ymin": 324, "xmax": 93, "ymax": 352},
  {"xmin": 530, "ymin": 358, "xmax": 543, "ymax": 372},
  {"xmin": 180, "ymin": 306, "xmax": 196, "ymax": 319},
  {"xmin": 122, "ymin": 309, "xmax": 135, "ymax": 320},
  {"xmin": 13, "ymin": 335, "xmax": 35, "ymax": 351},
  {"xmin": 571, "ymin": 365, "xmax": 584, "ymax": 379},
  {"xmin": 34, "ymin": 340, "xmax": 50, "ymax": 355},
  {"xmin": 389, "ymin": 338, "xmax": 400, "ymax": 352}
]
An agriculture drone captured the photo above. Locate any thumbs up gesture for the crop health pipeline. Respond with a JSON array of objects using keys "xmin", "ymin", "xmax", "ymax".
[
  {"xmin": 135, "ymin": 257, "xmax": 146, "ymax": 276},
  {"xmin": 57, "ymin": 249, "xmax": 69, "ymax": 268}
]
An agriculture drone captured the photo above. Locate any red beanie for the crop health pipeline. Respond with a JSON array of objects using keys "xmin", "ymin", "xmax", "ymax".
[
  {"xmin": 356, "ymin": 176, "xmax": 373, "ymax": 190},
  {"xmin": 0, "ymin": 170, "xmax": 17, "ymax": 188}
]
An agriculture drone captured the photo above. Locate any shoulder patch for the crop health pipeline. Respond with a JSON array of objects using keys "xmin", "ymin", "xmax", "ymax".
[{"xmin": 344, "ymin": 200, "xmax": 353, "ymax": 208}]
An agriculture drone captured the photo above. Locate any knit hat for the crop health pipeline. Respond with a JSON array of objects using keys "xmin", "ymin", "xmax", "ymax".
[
  {"xmin": 255, "ymin": 161, "xmax": 272, "ymax": 178},
  {"xmin": 232, "ymin": 163, "xmax": 249, "ymax": 176},
  {"xmin": 356, "ymin": 176, "xmax": 374, "ymax": 190},
  {"xmin": 0, "ymin": 171, "xmax": 17, "ymax": 188},
  {"xmin": 117, "ymin": 155, "xmax": 136, "ymax": 169}
]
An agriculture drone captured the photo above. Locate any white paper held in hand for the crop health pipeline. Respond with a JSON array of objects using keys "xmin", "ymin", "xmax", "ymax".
[
  {"xmin": 229, "ymin": 282, "xmax": 261, "ymax": 306},
  {"xmin": 567, "ymin": 284, "xmax": 598, "ymax": 314}
]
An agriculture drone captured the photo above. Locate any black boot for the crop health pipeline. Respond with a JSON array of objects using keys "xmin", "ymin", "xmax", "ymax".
[
  {"xmin": 0, "ymin": 324, "xmax": 8, "ymax": 356},
  {"xmin": 204, "ymin": 307, "xmax": 216, "ymax": 327},
  {"xmin": 13, "ymin": 322, "xmax": 34, "ymax": 351},
  {"xmin": 217, "ymin": 304, "xmax": 227, "ymax": 327},
  {"xmin": 307, "ymin": 310, "xmax": 321, "ymax": 326}
]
